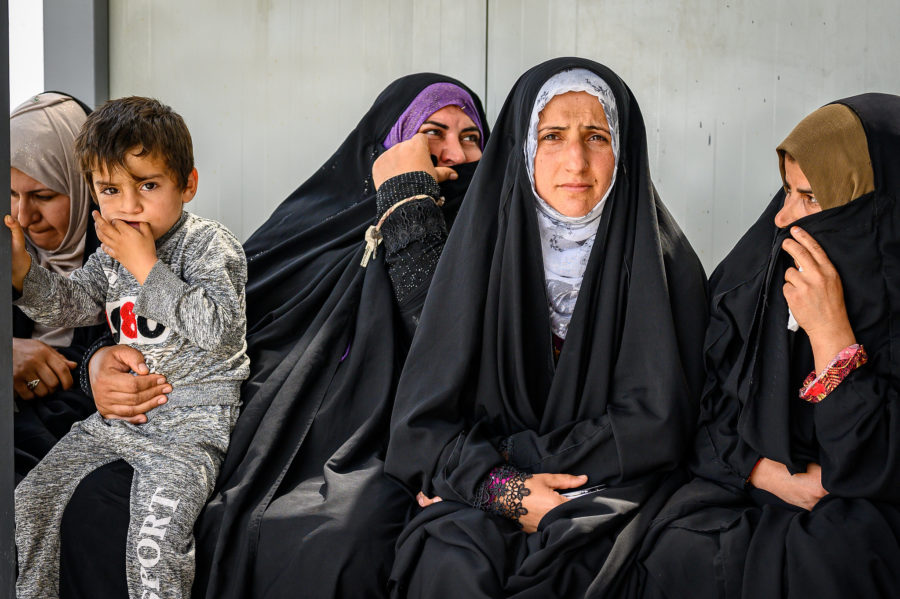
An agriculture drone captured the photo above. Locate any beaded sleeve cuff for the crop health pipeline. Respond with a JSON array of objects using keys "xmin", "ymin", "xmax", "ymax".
[
  {"xmin": 474, "ymin": 465, "xmax": 532, "ymax": 526},
  {"xmin": 799, "ymin": 343, "xmax": 867, "ymax": 403}
]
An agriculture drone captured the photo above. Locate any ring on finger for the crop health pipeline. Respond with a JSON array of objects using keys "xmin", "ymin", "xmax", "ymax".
[{"xmin": 26, "ymin": 379, "xmax": 40, "ymax": 391}]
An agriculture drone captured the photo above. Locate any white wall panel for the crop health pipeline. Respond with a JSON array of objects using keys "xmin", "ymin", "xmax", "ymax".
[
  {"xmin": 488, "ymin": 0, "xmax": 900, "ymax": 270},
  {"xmin": 109, "ymin": 0, "xmax": 487, "ymax": 241}
]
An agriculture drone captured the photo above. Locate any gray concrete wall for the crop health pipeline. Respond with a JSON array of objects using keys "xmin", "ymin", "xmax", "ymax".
[{"xmin": 109, "ymin": 0, "xmax": 900, "ymax": 271}]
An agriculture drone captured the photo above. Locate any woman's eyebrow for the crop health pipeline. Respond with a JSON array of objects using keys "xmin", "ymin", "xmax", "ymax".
[
  {"xmin": 461, "ymin": 126, "xmax": 480, "ymax": 134},
  {"xmin": 421, "ymin": 120, "xmax": 449, "ymax": 130},
  {"xmin": 538, "ymin": 124, "xmax": 610, "ymax": 134}
]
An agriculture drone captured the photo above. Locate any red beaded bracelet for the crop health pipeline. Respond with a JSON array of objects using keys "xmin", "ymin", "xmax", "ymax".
[{"xmin": 799, "ymin": 343, "xmax": 867, "ymax": 403}]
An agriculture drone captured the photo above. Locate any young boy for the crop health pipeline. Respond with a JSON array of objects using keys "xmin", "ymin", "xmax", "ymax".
[{"xmin": 9, "ymin": 96, "xmax": 249, "ymax": 599}]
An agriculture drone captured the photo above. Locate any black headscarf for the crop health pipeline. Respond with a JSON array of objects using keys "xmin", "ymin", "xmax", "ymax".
[
  {"xmin": 386, "ymin": 57, "xmax": 707, "ymax": 503},
  {"xmin": 693, "ymin": 93, "xmax": 900, "ymax": 501},
  {"xmin": 193, "ymin": 73, "xmax": 489, "ymax": 599}
]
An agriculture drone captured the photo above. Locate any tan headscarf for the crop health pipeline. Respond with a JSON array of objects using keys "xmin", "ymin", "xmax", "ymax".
[
  {"xmin": 777, "ymin": 103, "xmax": 875, "ymax": 210},
  {"xmin": 10, "ymin": 93, "xmax": 93, "ymax": 346}
]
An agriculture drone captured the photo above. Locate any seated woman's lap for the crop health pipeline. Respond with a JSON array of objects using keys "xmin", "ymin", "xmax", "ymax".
[
  {"xmin": 253, "ymin": 466, "xmax": 413, "ymax": 598},
  {"xmin": 59, "ymin": 459, "xmax": 132, "ymax": 599}
]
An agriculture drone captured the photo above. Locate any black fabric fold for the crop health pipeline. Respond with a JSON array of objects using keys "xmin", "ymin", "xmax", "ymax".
[{"xmin": 384, "ymin": 57, "xmax": 707, "ymax": 598}]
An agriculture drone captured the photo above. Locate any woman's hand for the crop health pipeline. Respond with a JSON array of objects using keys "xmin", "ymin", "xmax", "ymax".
[
  {"xmin": 519, "ymin": 473, "xmax": 588, "ymax": 533},
  {"xmin": 782, "ymin": 226, "xmax": 857, "ymax": 372},
  {"xmin": 749, "ymin": 458, "xmax": 828, "ymax": 511},
  {"xmin": 5, "ymin": 215, "xmax": 33, "ymax": 292},
  {"xmin": 372, "ymin": 133, "xmax": 458, "ymax": 189},
  {"xmin": 416, "ymin": 491, "xmax": 443, "ymax": 508},
  {"xmin": 93, "ymin": 211, "xmax": 158, "ymax": 284},
  {"xmin": 12, "ymin": 337, "xmax": 77, "ymax": 399},
  {"xmin": 89, "ymin": 345, "xmax": 170, "ymax": 424}
]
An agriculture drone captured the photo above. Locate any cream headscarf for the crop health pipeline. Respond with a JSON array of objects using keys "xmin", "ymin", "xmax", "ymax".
[
  {"xmin": 11, "ymin": 92, "xmax": 93, "ymax": 346},
  {"xmin": 524, "ymin": 68, "xmax": 620, "ymax": 339}
]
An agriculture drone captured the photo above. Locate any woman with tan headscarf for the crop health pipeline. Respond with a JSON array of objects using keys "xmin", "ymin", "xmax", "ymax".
[
  {"xmin": 10, "ymin": 92, "xmax": 107, "ymax": 481},
  {"xmin": 599, "ymin": 95, "xmax": 900, "ymax": 598}
]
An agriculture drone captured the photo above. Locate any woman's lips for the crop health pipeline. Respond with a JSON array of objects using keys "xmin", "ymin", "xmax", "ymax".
[{"xmin": 559, "ymin": 183, "xmax": 592, "ymax": 192}]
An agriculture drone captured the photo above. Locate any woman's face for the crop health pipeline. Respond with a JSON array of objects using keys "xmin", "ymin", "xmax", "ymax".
[
  {"xmin": 10, "ymin": 167, "xmax": 71, "ymax": 251},
  {"xmin": 775, "ymin": 155, "xmax": 821, "ymax": 228},
  {"xmin": 534, "ymin": 91, "xmax": 615, "ymax": 218},
  {"xmin": 416, "ymin": 105, "xmax": 482, "ymax": 166}
]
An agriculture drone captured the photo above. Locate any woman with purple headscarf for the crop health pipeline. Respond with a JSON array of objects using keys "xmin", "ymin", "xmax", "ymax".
[{"xmin": 57, "ymin": 74, "xmax": 489, "ymax": 599}]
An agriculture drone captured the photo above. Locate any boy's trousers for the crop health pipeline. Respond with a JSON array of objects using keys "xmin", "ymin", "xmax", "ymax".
[{"xmin": 15, "ymin": 405, "xmax": 238, "ymax": 599}]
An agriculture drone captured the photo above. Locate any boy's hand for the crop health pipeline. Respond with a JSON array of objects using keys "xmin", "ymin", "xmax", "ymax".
[
  {"xmin": 5, "ymin": 215, "xmax": 32, "ymax": 292},
  {"xmin": 93, "ymin": 211, "xmax": 158, "ymax": 284}
]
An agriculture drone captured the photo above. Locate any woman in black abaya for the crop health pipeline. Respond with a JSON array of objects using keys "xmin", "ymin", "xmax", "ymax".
[
  {"xmin": 609, "ymin": 95, "xmax": 900, "ymax": 599},
  {"xmin": 385, "ymin": 57, "xmax": 707, "ymax": 598},
  {"xmin": 57, "ymin": 74, "xmax": 489, "ymax": 599}
]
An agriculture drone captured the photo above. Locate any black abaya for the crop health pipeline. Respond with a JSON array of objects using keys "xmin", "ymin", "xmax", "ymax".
[
  {"xmin": 610, "ymin": 93, "xmax": 900, "ymax": 599},
  {"xmin": 193, "ymin": 74, "xmax": 488, "ymax": 599},
  {"xmin": 384, "ymin": 57, "xmax": 708, "ymax": 598}
]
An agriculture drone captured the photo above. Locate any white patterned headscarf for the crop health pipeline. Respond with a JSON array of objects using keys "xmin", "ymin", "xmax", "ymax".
[{"xmin": 524, "ymin": 68, "xmax": 619, "ymax": 339}]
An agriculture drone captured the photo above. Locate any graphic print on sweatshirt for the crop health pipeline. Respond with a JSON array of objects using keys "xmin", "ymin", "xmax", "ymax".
[{"xmin": 106, "ymin": 296, "xmax": 170, "ymax": 345}]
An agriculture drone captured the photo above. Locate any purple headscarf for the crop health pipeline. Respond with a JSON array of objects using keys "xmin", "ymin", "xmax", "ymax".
[{"xmin": 383, "ymin": 82, "xmax": 485, "ymax": 150}]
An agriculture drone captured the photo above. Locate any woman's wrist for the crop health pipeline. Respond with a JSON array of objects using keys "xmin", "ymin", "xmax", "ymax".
[
  {"xmin": 805, "ymin": 319, "xmax": 856, "ymax": 373},
  {"xmin": 474, "ymin": 464, "xmax": 533, "ymax": 526},
  {"xmin": 79, "ymin": 333, "xmax": 114, "ymax": 398}
]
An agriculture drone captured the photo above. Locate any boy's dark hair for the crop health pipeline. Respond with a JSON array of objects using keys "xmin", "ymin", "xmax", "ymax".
[{"xmin": 74, "ymin": 96, "xmax": 194, "ymax": 192}]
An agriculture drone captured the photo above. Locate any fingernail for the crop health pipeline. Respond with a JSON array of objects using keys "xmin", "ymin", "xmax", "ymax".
[{"xmin": 450, "ymin": 172, "xmax": 458, "ymax": 179}]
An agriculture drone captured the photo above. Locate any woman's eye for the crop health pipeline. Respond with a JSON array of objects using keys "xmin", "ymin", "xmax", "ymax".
[
  {"xmin": 421, "ymin": 128, "xmax": 442, "ymax": 137},
  {"xmin": 33, "ymin": 193, "xmax": 55, "ymax": 201},
  {"xmin": 462, "ymin": 133, "xmax": 480, "ymax": 144},
  {"xmin": 806, "ymin": 195, "xmax": 818, "ymax": 205},
  {"xmin": 541, "ymin": 133, "xmax": 559, "ymax": 141},
  {"xmin": 588, "ymin": 134, "xmax": 608, "ymax": 142}
]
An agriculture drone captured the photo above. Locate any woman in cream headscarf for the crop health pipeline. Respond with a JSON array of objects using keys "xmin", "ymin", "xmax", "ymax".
[
  {"xmin": 608, "ymin": 95, "xmax": 900, "ymax": 599},
  {"xmin": 10, "ymin": 92, "xmax": 106, "ymax": 480}
]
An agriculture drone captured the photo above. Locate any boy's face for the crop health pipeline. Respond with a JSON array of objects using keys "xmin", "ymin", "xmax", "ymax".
[{"xmin": 91, "ymin": 148, "xmax": 197, "ymax": 240}]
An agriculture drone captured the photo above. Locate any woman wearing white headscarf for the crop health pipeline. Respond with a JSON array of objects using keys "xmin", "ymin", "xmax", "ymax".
[
  {"xmin": 385, "ymin": 57, "xmax": 707, "ymax": 598},
  {"xmin": 10, "ymin": 92, "xmax": 107, "ymax": 480}
]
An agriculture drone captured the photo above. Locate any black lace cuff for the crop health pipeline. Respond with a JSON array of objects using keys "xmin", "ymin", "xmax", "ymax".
[
  {"xmin": 474, "ymin": 465, "xmax": 532, "ymax": 526},
  {"xmin": 376, "ymin": 171, "xmax": 441, "ymax": 218},
  {"xmin": 375, "ymin": 172, "xmax": 448, "ymax": 306},
  {"xmin": 79, "ymin": 333, "xmax": 114, "ymax": 398}
]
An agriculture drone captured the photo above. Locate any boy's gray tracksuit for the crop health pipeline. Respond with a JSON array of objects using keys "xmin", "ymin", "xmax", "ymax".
[{"xmin": 13, "ymin": 211, "xmax": 249, "ymax": 599}]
